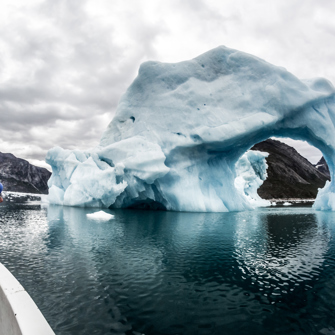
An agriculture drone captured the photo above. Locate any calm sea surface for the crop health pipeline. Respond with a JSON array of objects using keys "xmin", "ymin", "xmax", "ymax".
[{"xmin": 0, "ymin": 194, "xmax": 335, "ymax": 335}]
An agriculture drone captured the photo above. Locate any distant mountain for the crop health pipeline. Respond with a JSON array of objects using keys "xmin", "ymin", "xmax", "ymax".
[
  {"xmin": 0, "ymin": 152, "xmax": 51, "ymax": 194},
  {"xmin": 314, "ymin": 156, "xmax": 330, "ymax": 179},
  {"xmin": 251, "ymin": 139, "xmax": 330, "ymax": 199}
]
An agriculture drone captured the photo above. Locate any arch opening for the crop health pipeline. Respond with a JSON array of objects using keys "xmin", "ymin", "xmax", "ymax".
[{"xmin": 234, "ymin": 137, "xmax": 331, "ymax": 208}]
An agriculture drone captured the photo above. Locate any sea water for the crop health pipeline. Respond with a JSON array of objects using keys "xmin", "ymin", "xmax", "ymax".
[{"xmin": 0, "ymin": 194, "xmax": 335, "ymax": 335}]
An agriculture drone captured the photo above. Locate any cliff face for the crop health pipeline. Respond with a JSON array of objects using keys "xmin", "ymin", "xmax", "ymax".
[
  {"xmin": 251, "ymin": 139, "xmax": 330, "ymax": 199},
  {"xmin": 0, "ymin": 152, "xmax": 51, "ymax": 194},
  {"xmin": 314, "ymin": 156, "xmax": 330, "ymax": 179}
]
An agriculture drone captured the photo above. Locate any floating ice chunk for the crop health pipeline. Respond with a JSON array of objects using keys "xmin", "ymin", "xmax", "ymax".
[
  {"xmin": 283, "ymin": 202, "xmax": 292, "ymax": 206},
  {"xmin": 86, "ymin": 211, "xmax": 114, "ymax": 220}
]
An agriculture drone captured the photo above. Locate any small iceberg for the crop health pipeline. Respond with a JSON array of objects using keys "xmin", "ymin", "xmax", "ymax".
[
  {"xmin": 283, "ymin": 202, "xmax": 292, "ymax": 206},
  {"xmin": 86, "ymin": 211, "xmax": 114, "ymax": 221}
]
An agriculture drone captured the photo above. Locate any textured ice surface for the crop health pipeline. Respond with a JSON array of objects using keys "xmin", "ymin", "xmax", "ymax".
[
  {"xmin": 235, "ymin": 151, "xmax": 270, "ymax": 207},
  {"xmin": 313, "ymin": 181, "xmax": 335, "ymax": 210},
  {"xmin": 46, "ymin": 46, "xmax": 335, "ymax": 211}
]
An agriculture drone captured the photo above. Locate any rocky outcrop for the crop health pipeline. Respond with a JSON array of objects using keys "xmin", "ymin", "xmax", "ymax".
[
  {"xmin": 0, "ymin": 152, "xmax": 51, "ymax": 194},
  {"xmin": 314, "ymin": 156, "xmax": 330, "ymax": 179},
  {"xmin": 251, "ymin": 139, "xmax": 330, "ymax": 199}
]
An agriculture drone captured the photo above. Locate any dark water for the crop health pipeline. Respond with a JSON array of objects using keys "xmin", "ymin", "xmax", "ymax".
[{"xmin": 1, "ymin": 195, "xmax": 335, "ymax": 335}]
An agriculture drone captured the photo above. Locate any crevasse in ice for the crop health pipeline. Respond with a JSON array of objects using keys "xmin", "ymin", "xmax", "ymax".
[{"xmin": 46, "ymin": 46, "xmax": 335, "ymax": 211}]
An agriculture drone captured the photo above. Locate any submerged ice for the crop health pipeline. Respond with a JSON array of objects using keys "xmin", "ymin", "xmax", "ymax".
[{"xmin": 46, "ymin": 46, "xmax": 335, "ymax": 211}]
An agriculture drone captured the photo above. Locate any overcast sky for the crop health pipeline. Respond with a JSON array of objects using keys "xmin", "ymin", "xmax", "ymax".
[{"xmin": 1, "ymin": 0, "xmax": 334, "ymax": 169}]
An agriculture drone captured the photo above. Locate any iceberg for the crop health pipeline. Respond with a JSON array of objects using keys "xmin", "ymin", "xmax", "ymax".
[{"xmin": 46, "ymin": 46, "xmax": 335, "ymax": 211}]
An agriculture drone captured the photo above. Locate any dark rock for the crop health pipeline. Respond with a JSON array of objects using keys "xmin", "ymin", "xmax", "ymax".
[
  {"xmin": 0, "ymin": 152, "xmax": 51, "ymax": 194},
  {"xmin": 251, "ymin": 139, "xmax": 330, "ymax": 199},
  {"xmin": 314, "ymin": 156, "xmax": 330, "ymax": 179}
]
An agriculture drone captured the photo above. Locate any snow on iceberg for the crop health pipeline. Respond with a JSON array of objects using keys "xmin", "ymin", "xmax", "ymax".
[{"xmin": 46, "ymin": 46, "xmax": 335, "ymax": 212}]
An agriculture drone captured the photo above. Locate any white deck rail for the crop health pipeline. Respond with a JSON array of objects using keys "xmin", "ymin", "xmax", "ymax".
[{"xmin": 0, "ymin": 263, "xmax": 55, "ymax": 335}]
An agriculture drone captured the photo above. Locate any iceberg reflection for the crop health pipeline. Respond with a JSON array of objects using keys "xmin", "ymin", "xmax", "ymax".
[{"xmin": 234, "ymin": 208, "xmax": 330, "ymax": 299}]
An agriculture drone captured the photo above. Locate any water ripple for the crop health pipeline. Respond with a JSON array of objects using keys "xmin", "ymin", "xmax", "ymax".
[{"xmin": 1, "ymin": 201, "xmax": 335, "ymax": 334}]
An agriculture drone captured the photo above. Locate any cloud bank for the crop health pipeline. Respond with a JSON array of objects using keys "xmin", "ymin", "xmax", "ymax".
[{"xmin": 1, "ymin": 0, "xmax": 334, "ymax": 168}]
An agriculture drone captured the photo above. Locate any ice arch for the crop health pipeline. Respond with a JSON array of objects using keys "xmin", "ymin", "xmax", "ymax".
[{"xmin": 46, "ymin": 46, "xmax": 335, "ymax": 211}]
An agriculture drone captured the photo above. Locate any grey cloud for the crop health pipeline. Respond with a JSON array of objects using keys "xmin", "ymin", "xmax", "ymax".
[
  {"xmin": 0, "ymin": 0, "xmax": 166, "ymax": 166},
  {"xmin": 0, "ymin": 0, "xmax": 334, "ymax": 168}
]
